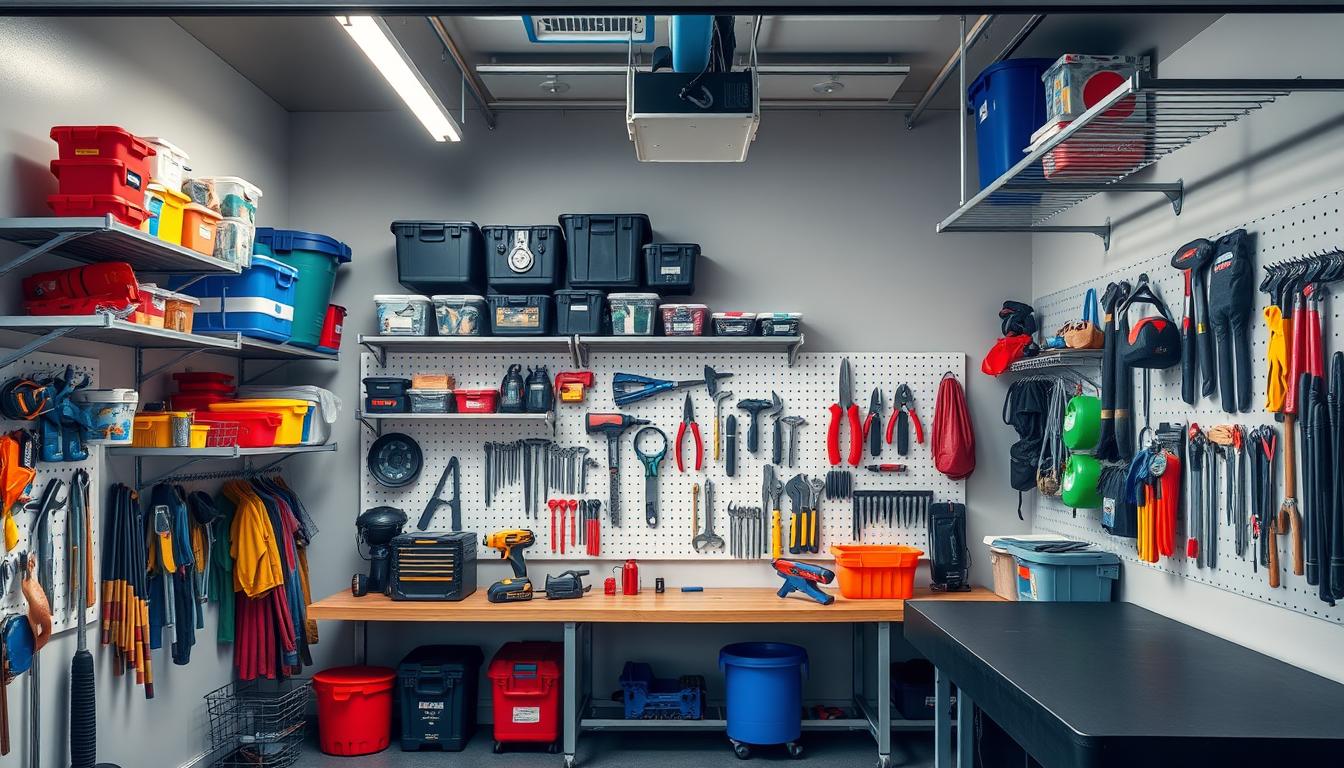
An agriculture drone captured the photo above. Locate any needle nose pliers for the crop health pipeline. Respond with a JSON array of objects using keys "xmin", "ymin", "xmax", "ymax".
[
  {"xmin": 676, "ymin": 393, "xmax": 703, "ymax": 472},
  {"xmin": 827, "ymin": 358, "xmax": 862, "ymax": 467},
  {"xmin": 886, "ymin": 383, "xmax": 924, "ymax": 456},
  {"xmin": 863, "ymin": 388, "xmax": 884, "ymax": 458}
]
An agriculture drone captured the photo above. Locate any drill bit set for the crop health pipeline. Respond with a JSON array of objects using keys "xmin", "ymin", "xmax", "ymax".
[
  {"xmin": 852, "ymin": 490, "xmax": 934, "ymax": 539},
  {"xmin": 728, "ymin": 504, "xmax": 766, "ymax": 559},
  {"xmin": 484, "ymin": 440, "xmax": 597, "ymax": 517}
]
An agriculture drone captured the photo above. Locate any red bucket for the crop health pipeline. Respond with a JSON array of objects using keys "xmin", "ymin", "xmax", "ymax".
[{"xmin": 313, "ymin": 666, "xmax": 396, "ymax": 756}]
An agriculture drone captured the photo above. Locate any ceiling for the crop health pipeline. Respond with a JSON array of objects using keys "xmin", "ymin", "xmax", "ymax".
[{"xmin": 175, "ymin": 12, "xmax": 1218, "ymax": 113}]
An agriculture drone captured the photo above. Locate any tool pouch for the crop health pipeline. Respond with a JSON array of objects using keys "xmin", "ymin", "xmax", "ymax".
[
  {"xmin": 1062, "ymin": 288, "xmax": 1104, "ymax": 349},
  {"xmin": 927, "ymin": 502, "xmax": 970, "ymax": 591}
]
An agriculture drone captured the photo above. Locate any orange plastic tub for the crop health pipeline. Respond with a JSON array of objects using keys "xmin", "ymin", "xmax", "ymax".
[
  {"xmin": 181, "ymin": 203, "xmax": 221, "ymax": 256},
  {"xmin": 829, "ymin": 544, "xmax": 924, "ymax": 599}
]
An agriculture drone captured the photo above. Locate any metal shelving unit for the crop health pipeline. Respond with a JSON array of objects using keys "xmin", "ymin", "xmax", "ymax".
[
  {"xmin": 356, "ymin": 410, "xmax": 555, "ymax": 436},
  {"xmin": 937, "ymin": 76, "xmax": 1344, "ymax": 249},
  {"xmin": 0, "ymin": 216, "xmax": 241, "ymax": 277},
  {"xmin": 1007, "ymin": 349, "xmax": 1103, "ymax": 373},
  {"xmin": 0, "ymin": 314, "xmax": 239, "ymax": 369},
  {"xmin": 114, "ymin": 443, "xmax": 339, "ymax": 489},
  {"xmin": 359, "ymin": 333, "xmax": 805, "ymax": 368},
  {"xmin": 359, "ymin": 334, "xmax": 574, "ymax": 367}
]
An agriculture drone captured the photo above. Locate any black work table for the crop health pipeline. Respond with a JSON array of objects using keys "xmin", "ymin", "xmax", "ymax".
[{"xmin": 905, "ymin": 600, "xmax": 1344, "ymax": 768}]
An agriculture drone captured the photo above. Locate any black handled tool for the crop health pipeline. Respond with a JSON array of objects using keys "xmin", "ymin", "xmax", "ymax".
[
  {"xmin": 864, "ymin": 388, "xmax": 883, "ymax": 458},
  {"xmin": 634, "ymin": 427, "xmax": 668, "ymax": 527},
  {"xmin": 725, "ymin": 415, "xmax": 738, "ymax": 477},
  {"xmin": 418, "ymin": 456, "xmax": 461, "ymax": 531}
]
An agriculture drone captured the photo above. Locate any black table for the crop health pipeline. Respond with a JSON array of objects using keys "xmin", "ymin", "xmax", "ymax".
[{"xmin": 905, "ymin": 600, "xmax": 1344, "ymax": 768}]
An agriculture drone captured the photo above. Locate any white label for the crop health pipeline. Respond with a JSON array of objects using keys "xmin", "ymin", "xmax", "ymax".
[
  {"xmin": 419, "ymin": 701, "xmax": 445, "ymax": 710},
  {"xmin": 333, "ymin": 323, "xmax": 343, "ymax": 335},
  {"xmin": 660, "ymin": 266, "xmax": 682, "ymax": 276},
  {"xmin": 671, "ymin": 321, "xmax": 693, "ymax": 333},
  {"xmin": 979, "ymin": 101, "xmax": 988, "ymax": 123},
  {"xmin": 388, "ymin": 315, "xmax": 414, "ymax": 332},
  {"xmin": 571, "ymin": 305, "xmax": 588, "ymax": 312},
  {"xmin": 773, "ymin": 323, "xmax": 791, "ymax": 333},
  {"xmin": 198, "ymin": 224, "xmax": 212, "ymax": 240},
  {"xmin": 512, "ymin": 706, "xmax": 541, "ymax": 724},
  {"xmin": 195, "ymin": 296, "xmax": 294, "ymax": 321}
]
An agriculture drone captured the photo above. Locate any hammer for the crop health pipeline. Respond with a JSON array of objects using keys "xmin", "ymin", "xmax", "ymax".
[
  {"xmin": 585, "ymin": 413, "xmax": 649, "ymax": 526},
  {"xmin": 738, "ymin": 392, "xmax": 781, "ymax": 455}
]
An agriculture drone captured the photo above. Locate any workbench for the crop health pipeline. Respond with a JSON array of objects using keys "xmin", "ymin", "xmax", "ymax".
[
  {"xmin": 309, "ymin": 586, "xmax": 1000, "ymax": 767},
  {"xmin": 905, "ymin": 601, "xmax": 1344, "ymax": 768}
]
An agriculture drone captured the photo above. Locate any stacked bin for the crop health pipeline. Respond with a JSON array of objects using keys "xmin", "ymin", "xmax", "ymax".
[
  {"xmin": 48, "ymin": 125, "xmax": 156, "ymax": 228},
  {"xmin": 487, "ymin": 642, "xmax": 563, "ymax": 752},
  {"xmin": 255, "ymin": 228, "xmax": 352, "ymax": 348}
]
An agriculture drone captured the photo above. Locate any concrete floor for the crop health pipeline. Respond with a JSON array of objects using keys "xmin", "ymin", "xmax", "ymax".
[{"xmin": 296, "ymin": 731, "xmax": 936, "ymax": 767}]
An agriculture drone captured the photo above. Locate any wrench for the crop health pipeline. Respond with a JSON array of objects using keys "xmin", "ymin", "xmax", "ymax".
[
  {"xmin": 809, "ymin": 476, "xmax": 826, "ymax": 554},
  {"xmin": 693, "ymin": 480, "xmax": 725, "ymax": 552}
]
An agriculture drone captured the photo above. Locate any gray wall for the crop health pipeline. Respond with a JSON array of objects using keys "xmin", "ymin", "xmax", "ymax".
[
  {"xmin": 0, "ymin": 16, "xmax": 291, "ymax": 767},
  {"xmin": 1030, "ymin": 13, "xmax": 1344, "ymax": 682},
  {"xmin": 285, "ymin": 107, "xmax": 1034, "ymax": 696}
]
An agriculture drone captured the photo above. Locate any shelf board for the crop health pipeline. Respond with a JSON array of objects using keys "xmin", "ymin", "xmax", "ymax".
[
  {"xmin": 577, "ymin": 334, "xmax": 802, "ymax": 358},
  {"xmin": 0, "ymin": 315, "xmax": 241, "ymax": 369},
  {"xmin": 0, "ymin": 216, "xmax": 242, "ymax": 276},
  {"xmin": 235, "ymin": 336, "xmax": 339, "ymax": 362},
  {"xmin": 358, "ymin": 334, "xmax": 575, "ymax": 366},
  {"xmin": 359, "ymin": 334, "xmax": 806, "ymax": 367},
  {"xmin": 356, "ymin": 410, "xmax": 555, "ymax": 435},
  {"xmin": 107, "ymin": 443, "xmax": 338, "ymax": 459},
  {"xmin": 937, "ymin": 76, "xmax": 1344, "ymax": 247},
  {"xmin": 1007, "ymin": 349, "xmax": 1103, "ymax": 374}
]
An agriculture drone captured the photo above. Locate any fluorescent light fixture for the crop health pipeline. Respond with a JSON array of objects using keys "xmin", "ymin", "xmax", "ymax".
[{"xmin": 337, "ymin": 15, "xmax": 462, "ymax": 142}]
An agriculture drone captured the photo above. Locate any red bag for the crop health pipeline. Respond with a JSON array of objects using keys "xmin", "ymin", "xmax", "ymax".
[
  {"xmin": 980, "ymin": 335, "xmax": 1034, "ymax": 376},
  {"xmin": 932, "ymin": 373, "xmax": 975, "ymax": 480},
  {"xmin": 22, "ymin": 262, "xmax": 139, "ymax": 303}
]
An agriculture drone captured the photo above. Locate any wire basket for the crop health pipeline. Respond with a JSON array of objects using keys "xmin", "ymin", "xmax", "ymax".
[
  {"xmin": 204, "ymin": 422, "xmax": 241, "ymax": 448},
  {"xmin": 206, "ymin": 678, "xmax": 311, "ymax": 768}
]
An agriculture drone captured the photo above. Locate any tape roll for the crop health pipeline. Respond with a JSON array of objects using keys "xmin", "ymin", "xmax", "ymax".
[
  {"xmin": 1063, "ymin": 395, "xmax": 1102, "ymax": 450},
  {"xmin": 1061, "ymin": 454, "xmax": 1103, "ymax": 509}
]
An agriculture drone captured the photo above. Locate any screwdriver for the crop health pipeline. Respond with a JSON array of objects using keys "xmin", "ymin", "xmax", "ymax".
[{"xmin": 864, "ymin": 464, "xmax": 907, "ymax": 473}]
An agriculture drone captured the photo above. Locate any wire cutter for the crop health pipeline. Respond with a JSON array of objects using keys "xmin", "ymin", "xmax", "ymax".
[
  {"xmin": 886, "ymin": 383, "xmax": 924, "ymax": 456},
  {"xmin": 676, "ymin": 392, "xmax": 703, "ymax": 472},
  {"xmin": 827, "ymin": 358, "xmax": 862, "ymax": 466},
  {"xmin": 863, "ymin": 388, "xmax": 884, "ymax": 458}
]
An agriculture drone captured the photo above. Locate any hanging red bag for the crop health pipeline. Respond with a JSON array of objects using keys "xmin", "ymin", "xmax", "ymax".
[{"xmin": 932, "ymin": 373, "xmax": 975, "ymax": 480}]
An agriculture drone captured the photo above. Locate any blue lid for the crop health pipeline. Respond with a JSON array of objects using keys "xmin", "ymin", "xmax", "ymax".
[
  {"xmin": 992, "ymin": 538, "xmax": 1120, "ymax": 567},
  {"xmin": 255, "ymin": 227, "xmax": 352, "ymax": 264},
  {"xmin": 968, "ymin": 57, "xmax": 1056, "ymax": 100},
  {"xmin": 719, "ymin": 642, "xmax": 808, "ymax": 670},
  {"xmin": 249, "ymin": 253, "xmax": 300, "ymax": 278}
]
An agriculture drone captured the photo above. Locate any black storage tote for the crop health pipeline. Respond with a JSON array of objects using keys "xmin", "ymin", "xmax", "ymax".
[
  {"xmin": 554, "ymin": 289, "xmax": 605, "ymax": 335},
  {"xmin": 560, "ymin": 214, "xmax": 652, "ymax": 289},
  {"xmin": 391, "ymin": 221, "xmax": 484, "ymax": 294},
  {"xmin": 483, "ymin": 225, "xmax": 563, "ymax": 293},
  {"xmin": 398, "ymin": 645, "xmax": 484, "ymax": 752},
  {"xmin": 643, "ymin": 243, "xmax": 699, "ymax": 295},
  {"xmin": 488, "ymin": 294, "xmax": 554, "ymax": 336}
]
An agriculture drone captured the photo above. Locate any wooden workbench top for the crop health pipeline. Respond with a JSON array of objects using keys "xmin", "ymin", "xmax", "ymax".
[{"xmin": 308, "ymin": 586, "xmax": 1000, "ymax": 624}]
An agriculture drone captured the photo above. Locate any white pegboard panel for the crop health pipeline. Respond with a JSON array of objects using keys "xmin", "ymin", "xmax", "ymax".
[
  {"xmin": 361, "ymin": 350, "xmax": 966, "ymax": 561},
  {"xmin": 0, "ymin": 349, "xmax": 101, "ymax": 634},
  {"xmin": 1029, "ymin": 187, "xmax": 1344, "ymax": 625}
]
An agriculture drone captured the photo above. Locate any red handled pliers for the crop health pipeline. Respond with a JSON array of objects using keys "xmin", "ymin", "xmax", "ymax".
[
  {"xmin": 886, "ymin": 383, "xmax": 924, "ymax": 456},
  {"xmin": 676, "ymin": 392, "xmax": 703, "ymax": 472},
  {"xmin": 827, "ymin": 358, "xmax": 862, "ymax": 466}
]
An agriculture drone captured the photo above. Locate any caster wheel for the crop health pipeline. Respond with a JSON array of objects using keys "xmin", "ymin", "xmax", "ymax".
[
  {"xmin": 732, "ymin": 741, "xmax": 752, "ymax": 760},
  {"xmin": 493, "ymin": 742, "xmax": 504, "ymax": 754},
  {"xmin": 786, "ymin": 742, "xmax": 804, "ymax": 759},
  {"xmin": 564, "ymin": 755, "xmax": 576, "ymax": 768}
]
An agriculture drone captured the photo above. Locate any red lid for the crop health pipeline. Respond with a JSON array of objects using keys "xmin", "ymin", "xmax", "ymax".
[
  {"xmin": 173, "ymin": 371, "xmax": 235, "ymax": 384},
  {"xmin": 313, "ymin": 665, "xmax": 396, "ymax": 687}
]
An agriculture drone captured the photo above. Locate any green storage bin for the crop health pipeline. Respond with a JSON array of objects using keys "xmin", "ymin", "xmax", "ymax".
[{"xmin": 254, "ymin": 228, "xmax": 352, "ymax": 348}]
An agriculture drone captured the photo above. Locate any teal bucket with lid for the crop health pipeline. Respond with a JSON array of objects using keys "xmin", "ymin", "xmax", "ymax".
[{"xmin": 254, "ymin": 228, "xmax": 351, "ymax": 348}]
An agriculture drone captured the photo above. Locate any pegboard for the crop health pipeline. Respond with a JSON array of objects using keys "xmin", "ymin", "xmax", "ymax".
[
  {"xmin": 361, "ymin": 350, "xmax": 966, "ymax": 561},
  {"xmin": 1029, "ymin": 187, "xmax": 1344, "ymax": 625},
  {"xmin": 0, "ymin": 348, "xmax": 101, "ymax": 634}
]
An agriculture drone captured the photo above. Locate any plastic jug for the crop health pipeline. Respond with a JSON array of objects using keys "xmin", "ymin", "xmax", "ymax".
[{"xmin": 499, "ymin": 364, "xmax": 525, "ymax": 413}]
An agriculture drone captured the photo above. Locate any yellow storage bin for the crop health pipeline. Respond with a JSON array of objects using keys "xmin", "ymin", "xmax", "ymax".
[
  {"xmin": 149, "ymin": 182, "xmax": 189, "ymax": 246},
  {"xmin": 208, "ymin": 399, "xmax": 310, "ymax": 445},
  {"xmin": 131, "ymin": 412, "xmax": 188, "ymax": 448},
  {"xmin": 189, "ymin": 424, "xmax": 210, "ymax": 449}
]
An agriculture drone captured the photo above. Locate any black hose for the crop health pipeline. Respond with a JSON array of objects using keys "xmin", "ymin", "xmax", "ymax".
[{"xmin": 69, "ymin": 650, "xmax": 95, "ymax": 768}]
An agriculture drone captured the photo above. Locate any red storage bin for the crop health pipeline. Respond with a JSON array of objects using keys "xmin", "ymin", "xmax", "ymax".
[
  {"xmin": 47, "ymin": 193, "xmax": 148, "ymax": 228},
  {"xmin": 50, "ymin": 158, "xmax": 147, "ymax": 200},
  {"xmin": 487, "ymin": 642, "xmax": 563, "ymax": 747},
  {"xmin": 317, "ymin": 304, "xmax": 345, "ymax": 353},
  {"xmin": 191, "ymin": 411, "xmax": 281, "ymax": 448},
  {"xmin": 50, "ymin": 125, "xmax": 155, "ymax": 165},
  {"xmin": 454, "ymin": 389, "xmax": 500, "ymax": 414},
  {"xmin": 1038, "ymin": 117, "xmax": 1148, "ymax": 180},
  {"xmin": 168, "ymin": 393, "xmax": 232, "ymax": 412},
  {"xmin": 172, "ymin": 371, "xmax": 236, "ymax": 392},
  {"xmin": 313, "ymin": 666, "xmax": 396, "ymax": 756},
  {"xmin": 23, "ymin": 262, "xmax": 139, "ymax": 303}
]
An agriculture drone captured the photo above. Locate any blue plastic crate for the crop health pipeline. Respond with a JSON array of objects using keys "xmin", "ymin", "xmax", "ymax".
[
  {"xmin": 993, "ymin": 538, "xmax": 1120, "ymax": 602},
  {"xmin": 619, "ymin": 662, "xmax": 704, "ymax": 720},
  {"xmin": 175, "ymin": 254, "xmax": 299, "ymax": 343}
]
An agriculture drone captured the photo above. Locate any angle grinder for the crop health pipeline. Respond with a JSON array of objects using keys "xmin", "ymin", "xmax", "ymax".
[{"xmin": 352, "ymin": 506, "xmax": 408, "ymax": 597}]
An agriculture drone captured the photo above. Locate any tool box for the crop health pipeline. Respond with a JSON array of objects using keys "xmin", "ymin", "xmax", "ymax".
[
  {"xmin": 393, "ymin": 220, "xmax": 485, "ymax": 294},
  {"xmin": 992, "ymin": 538, "xmax": 1120, "ymax": 602},
  {"xmin": 554, "ymin": 289, "xmax": 605, "ymax": 335},
  {"xmin": 560, "ymin": 213, "xmax": 651, "ymax": 289},
  {"xmin": 397, "ymin": 645, "xmax": 485, "ymax": 751},
  {"xmin": 619, "ymin": 662, "xmax": 705, "ymax": 720},
  {"xmin": 390, "ymin": 531, "xmax": 477, "ymax": 601},
  {"xmin": 488, "ymin": 642, "xmax": 563, "ymax": 749},
  {"xmin": 483, "ymin": 225, "xmax": 564, "ymax": 293},
  {"xmin": 642, "ymin": 243, "xmax": 698, "ymax": 295},
  {"xmin": 364, "ymin": 377, "xmax": 412, "ymax": 414},
  {"xmin": 489, "ymin": 294, "xmax": 553, "ymax": 335}
]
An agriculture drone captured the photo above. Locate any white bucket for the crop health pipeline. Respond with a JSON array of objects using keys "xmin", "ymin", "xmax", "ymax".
[{"xmin": 73, "ymin": 388, "xmax": 139, "ymax": 444}]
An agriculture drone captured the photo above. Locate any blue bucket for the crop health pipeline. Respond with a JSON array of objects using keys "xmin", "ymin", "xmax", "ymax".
[
  {"xmin": 967, "ymin": 58, "xmax": 1054, "ymax": 189},
  {"xmin": 719, "ymin": 643, "xmax": 808, "ymax": 746}
]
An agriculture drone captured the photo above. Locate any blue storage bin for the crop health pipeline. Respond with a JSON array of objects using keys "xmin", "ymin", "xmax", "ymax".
[
  {"xmin": 719, "ymin": 643, "xmax": 807, "ymax": 748},
  {"xmin": 993, "ymin": 538, "xmax": 1120, "ymax": 602},
  {"xmin": 967, "ymin": 59, "xmax": 1054, "ymax": 189},
  {"xmin": 255, "ymin": 227, "xmax": 350, "ymax": 348},
  {"xmin": 176, "ymin": 254, "xmax": 300, "ymax": 342}
]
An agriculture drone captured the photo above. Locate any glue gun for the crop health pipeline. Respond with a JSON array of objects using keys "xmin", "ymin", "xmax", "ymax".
[
  {"xmin": 554, "ymin": 371, "xmax": 595, "ymax": 404},
  {"xmin": 772, "ymin": 558, "xmax": 835, "ymax": 605}
]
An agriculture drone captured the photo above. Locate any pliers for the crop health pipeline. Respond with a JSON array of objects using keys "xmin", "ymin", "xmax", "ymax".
[
  {"xmin": 863, "ymin": 388, "xmax": 883, "ymax": 458},
  {"xmin": 827, "ymin": 358, "xmax": 862, "ymax": 467},
  {"xmin": 676, "ymin": 392, "xmax": 703, "ymax": 472},
  {"xmin": 886, "ymin": 384, "xmax": 924, "ymax": 456}
]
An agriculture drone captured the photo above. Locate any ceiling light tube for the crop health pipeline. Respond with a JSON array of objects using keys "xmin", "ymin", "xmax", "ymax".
[{"xmin": 337, "ymin": 15, "xmax": 462, "ymax": 142}]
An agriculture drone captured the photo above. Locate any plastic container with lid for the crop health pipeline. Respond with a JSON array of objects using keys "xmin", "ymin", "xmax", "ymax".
[
  {"xmin": 398, "ymin": 645, "xmax": 484, "ymax": 752},
  {"xmin": 829, "ymin": 544, "xmax": 923, "ymax": 599},
  {"xmin": 392, "ymin": 221, "xmax": 485, "ymax": 295},
  {"xmin": 659, "ymin": 303, "xmax": 708, "ymax": 336},
  {"xmin": 488, "ymin": 294, "xmax": 552, "ymax": 336},
  {"xmin": 608, "ymin": 292, "xmax": 659, "ymax": 336},
  {"xmin": 214, "ymin": 217, "xmax": 254, "ymax": 266},
  {"xmin": 991, "ymin": 537, "xmax": 1120, "ymax": 602},
  {"xmin": 50, "ymin": 125, "xmax": 155, "ymax": 167},
  {"xmin": 559, "ymin": 213, "xmax": 651, "ymax": 289},
  {"xmin": 184, "ymin": 175, "xmax": 262, "ymax": 223},
  {"xmin": 455, "ymin": 389, "xmax": 499, "ymax": 414},
  {"xmin": 488, "ymin": 642, "xmax": 563, "ymax": 747},
  {"xmin": 966, "ymin": 58, "xmax": 1055, "ymax": 189},
  {"xmin": 375, "ymin": 295, "xmax": 432, "ymax": 336},
  {"xmin": 719, "ymin": 643, "xmax": 808, "ymax": 749},
  {"xmin": 162, "ymin": 289, "xmax": 199, "ymax": 333},
  {"xmin": 431, "ymin": 294, "xmax": 487, "ymax": 336},
  {"xmin": 482, "ymin": 225, "xmax": 564, "ymax": 293},
  {"xmin": 712, "ymin": 312, "xmax": 756, "ymax": 337},
  {"xmin": 408, "ymin": 389, "xmax": 452, "ymax": 414},
  {"xmin": 72, "ymin": 389, "xmax": 138, "ymax": 445},
  {"xmin": 173, "ymin": 371, "xmax": 235, "ymax": 390},
  {"xmin": 237, "ymin": 385, "xmax": 342, "ymax": 446},
  {"xmin": 981, "ymin": 534, "xmax": 1061, "ymax": 601},
  {"xmin": 555, "ymin": 289, "xmax": 605, "ymax": 335},
  {"xmin": 141, "ymin": 136, "xmax": 191, "ymax": 191},
  {"xmin": 317, "ymin": 304, "xmax": 346, "ymax": 353},
  {"xmin": 132, "ymin": 412, "xmax": 189, "ymax": 448},
  {"xmin": 313, "ymin": 666, "xmax": 397, "ymax": 756},
  {"xmin": 50, "ymin": 157, "xmax": 146, "ymax": 201},
  {"xmin": 757, "ymin": 312, "xmax": 802, "ymax": 337},
  {"xmin": 142, "ymin": 183, "xmax": 189, "ymax": 245},
  {"xmin": 47, "ymin": 193, "xmax": 148, "ymax": 229},
  {"xmin": 255, "ymin": 228, "xmax": 352, "ymax": 348},
  {"xmin": 134, "ymin": 283, "xmax": 170, "ymax": 328},
  {"xmin": 180, "ymin": 203, "xmax": 221, "ymax": 257},
  {"xmin": 189, "ymin": 424, "xmax": 210, "ymax": 449},
  {"xmin": 643, "ymin": 243, "xmax": 699, "ymax": 295},
  {"xmin": 209, "ymin": 399, "xmax": 311, "ymax": 446},
  {"xmin": 176, "ymin": 254, "xmax": 299, "ymax": 342}
]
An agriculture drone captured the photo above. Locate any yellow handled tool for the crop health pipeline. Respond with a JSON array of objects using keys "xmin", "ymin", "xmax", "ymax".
[{"xmin": 771, "ymin": 510, "xmax": 782, "ymax": 559}]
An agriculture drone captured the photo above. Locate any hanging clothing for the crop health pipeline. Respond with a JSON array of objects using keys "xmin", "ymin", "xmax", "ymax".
[
  {"xmin": 227, "ymin": 481, "xmax": 283, "ymax": 597},
  {"xmin": 208, "ymin": 493, "xmax": 237, "ymax": 643}
]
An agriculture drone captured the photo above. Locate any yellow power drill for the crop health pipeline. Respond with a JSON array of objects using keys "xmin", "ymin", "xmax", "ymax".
[{"xmin": 484, "ymin": 528, "xmax": 535, "ymax": 603}]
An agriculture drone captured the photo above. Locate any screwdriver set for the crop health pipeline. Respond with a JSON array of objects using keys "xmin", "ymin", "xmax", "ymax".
[
  {"xmin": 851, "ymin": 490, "xmax": 935, "ymax": 540},
  {"xmin": 729, "ymin": 504, "xmax": 766, "ymax": 559}
]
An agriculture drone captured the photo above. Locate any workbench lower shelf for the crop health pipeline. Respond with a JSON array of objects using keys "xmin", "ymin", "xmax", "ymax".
[{"xmin": 580, "ymin": 702, "xmax": 936, "ymax": 732}]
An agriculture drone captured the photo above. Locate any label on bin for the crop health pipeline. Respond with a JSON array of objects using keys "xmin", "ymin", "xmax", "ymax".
[
  {"xmin": 660, "ymin": 266, "xmax": 682, "ymax": 276},
  {"xmin": 419, "ymin": 701, "xmax": 445, "ymax": 710},
  {"xmin": 512, "ymin": 706, "xmax": 541, "ymax": 724},
  {"xmin": 979, "ymin": 102, "xmax": 988, "ymax": 123}
]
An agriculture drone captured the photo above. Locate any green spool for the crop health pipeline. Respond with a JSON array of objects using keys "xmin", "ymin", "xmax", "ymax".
[
  {"xmin": 1063, "ymin": 395, "xmax": 1101, "ymax": 451},
  {"xmin": 1061, "ymin": 454, "xmax": 1103, "ymax": 509}
]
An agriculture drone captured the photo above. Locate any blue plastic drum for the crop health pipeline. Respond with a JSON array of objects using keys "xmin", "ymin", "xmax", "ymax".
[{"xmin": 719, "ymin": 642, "xmax": 808, "ymax": 748}]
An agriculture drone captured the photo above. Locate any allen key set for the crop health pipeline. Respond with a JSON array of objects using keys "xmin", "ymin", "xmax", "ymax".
[{"xmin": 852, "ymin": 490, "xmax": 934, "ymax": 540}]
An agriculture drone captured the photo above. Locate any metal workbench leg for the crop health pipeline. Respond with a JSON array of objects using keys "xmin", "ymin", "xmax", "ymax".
[
  {"xmin": 876, "ymin": 622, "xmax": 891, "ymax": 767},
  {"xmin": 934, "ymin": 667, "xmax": 951, "ymax": 768},
  {"xmin": 956, "ymin": 688, "xmax": 974, "ymax": 768},
  {"xmin": 564, "ymin": 621, "xmax": 578, "ymax": 768}
]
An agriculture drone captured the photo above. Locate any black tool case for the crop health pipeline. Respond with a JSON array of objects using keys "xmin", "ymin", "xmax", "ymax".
[
  {"xmin": 389, "ymin": 531, "xmax": 478, "ymax": 601},
  {"xmin": 488, "ymin": 294, "xmax": 554, "ymax": 336},
  {"xmin": 554, "ymin": 289, "xmax": 605, "ymax": 335},
  {"xmin": 391, "ymin": 221, "xmax": 485, "ymax": 294},
  {"xmin": 642, "ymin": 243, "xmax": 699, "ymax": 295},
  {"xmin": 482, "ymin": 225, "xmax": 564, "ymax": 293},
  {"xmin": 560, "ymin": 214, "xmax": 651, "ymax": 289},
  {"xmin": 397, "ymin": 644, "xmax": 485, "ymax": 751}
]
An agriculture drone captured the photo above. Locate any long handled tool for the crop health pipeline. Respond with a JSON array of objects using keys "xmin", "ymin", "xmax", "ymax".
[{"xmin": 612, "ymin": 366, "xmax": 732, "ymax": 407}]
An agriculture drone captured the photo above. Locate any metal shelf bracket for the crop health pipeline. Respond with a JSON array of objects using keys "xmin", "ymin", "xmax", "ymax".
[
  {"xmin": 0, "ymin": 230, "xmax": 92, "ymax": 277},
  {"xmin": 787, "ymin": 334, "xmax": 806, "ymax": 367},
  {"xmin": 0, "ymin": 326, "xmax": 76, "ymax": 369},
  {"xmin": 361, "ymin": 338, "xmax": 388, "ymax": 368},
  {"xmin": 138, "ymin": 349, "xmax": 209, "ymax": 386}
]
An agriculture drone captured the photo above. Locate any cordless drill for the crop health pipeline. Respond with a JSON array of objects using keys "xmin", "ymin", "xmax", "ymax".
[{"xmin": 484, "ymin": 529, "xmax": 535, "ymax": 603}]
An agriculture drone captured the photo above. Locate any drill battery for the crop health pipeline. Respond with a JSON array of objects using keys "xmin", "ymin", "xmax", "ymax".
[{"xmin": 390, "ymin": 531, "xmax": 477, "ymax": 601}]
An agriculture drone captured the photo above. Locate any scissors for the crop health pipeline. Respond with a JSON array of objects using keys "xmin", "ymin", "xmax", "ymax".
[{"xmin": 634, "ymin": 426, "xmax": 668, "ymax": 528}]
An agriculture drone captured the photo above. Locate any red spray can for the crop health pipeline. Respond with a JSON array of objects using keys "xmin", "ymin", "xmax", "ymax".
[{"xmin": 620, "ymin": 559, "xmax": 640, "ymax": 595}]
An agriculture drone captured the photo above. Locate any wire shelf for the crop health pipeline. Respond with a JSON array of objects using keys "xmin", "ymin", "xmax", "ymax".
[
  {"xmin": 938, "ymin": 76, "xmax": 1344, "ymax": 245},
  {"xmin": 206, "ymin": 678, "xmax": 311, "ymax": 768},
  {"xmin": 1008, "ymin": 349, "xmax": 1103, "ymax": 373}
]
